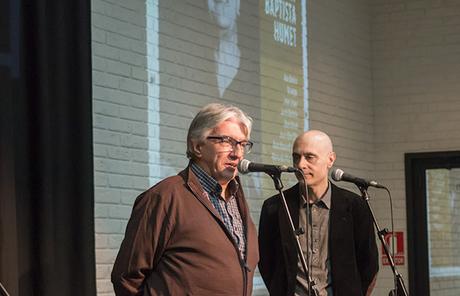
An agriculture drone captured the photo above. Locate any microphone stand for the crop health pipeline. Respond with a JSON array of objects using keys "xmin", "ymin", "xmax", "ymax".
[
  {"xmin": 268, "ymin": 170, "xmax": 319, "ymax": 296},
  {"xmin": 357, "ymin": 185, "xmax": 409, "ymax": 296},
  {"xmin": 0, "ymin": 282, "xmax": 10, "ymax": 296}
]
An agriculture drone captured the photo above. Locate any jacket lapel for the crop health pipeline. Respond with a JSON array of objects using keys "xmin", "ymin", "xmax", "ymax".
[
  {"xmin": 180, "ymin": 166, "xmax": 245, "ymax": 243},
  {"xmin": 180, "ymin": 167, "xmax": 223, "ymax": 221},
  {"xmin": 329, "ymin": 184, "xmax": 349, "ymax": 246}
]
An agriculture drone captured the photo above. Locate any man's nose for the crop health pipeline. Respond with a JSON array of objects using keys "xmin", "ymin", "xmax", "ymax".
[
  {"xmin": 229, "ymin": 145, "xmax": 244, "ymax": 158},
  {"xmin": 297, "ymin": 156, "xmax": 309, "ymax": 168}
]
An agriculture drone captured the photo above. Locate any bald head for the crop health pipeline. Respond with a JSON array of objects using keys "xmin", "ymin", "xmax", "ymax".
[
  {"xmin": 292, "ymin": 130, "xmax": 336, "ymax": 196},
  {"xmin": 293, "ymin": 130, "xmax": 334, "ymax": 155}
]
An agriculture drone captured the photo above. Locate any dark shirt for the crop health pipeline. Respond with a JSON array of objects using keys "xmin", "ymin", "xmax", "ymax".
[{"xmin": 296, "ymin": 183, "xmax": 333, "ymax": 296}]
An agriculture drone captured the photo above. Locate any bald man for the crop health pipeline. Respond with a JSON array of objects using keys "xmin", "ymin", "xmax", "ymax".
[{"xmin": 258, "ymin": 130, "xmax": 378, "ymax": 296}]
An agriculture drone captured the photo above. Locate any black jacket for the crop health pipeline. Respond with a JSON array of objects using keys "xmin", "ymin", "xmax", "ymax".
[{"xmin": 258, "ymin": 182, "xmax": 379, "ymax": 296}]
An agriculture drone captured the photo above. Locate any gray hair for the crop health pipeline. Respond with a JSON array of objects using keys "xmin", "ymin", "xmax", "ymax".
[{"xmin": 186, "ymin": 103, "xmax": 252, "ymax": 159}]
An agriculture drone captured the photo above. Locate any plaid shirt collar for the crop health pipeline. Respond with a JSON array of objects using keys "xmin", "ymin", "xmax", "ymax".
[{"xmin": 190, "ymin": 161, "xmax": 239, "ymax": 198}]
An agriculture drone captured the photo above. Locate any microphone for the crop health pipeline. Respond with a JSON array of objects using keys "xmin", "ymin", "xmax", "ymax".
[
  {"xmin": 331, "ymin": 168, "xmax": 386, "ymax": 189},
  {"xmin": 237, "ymin": 159, "xmax": 297, "ymax": 175}
]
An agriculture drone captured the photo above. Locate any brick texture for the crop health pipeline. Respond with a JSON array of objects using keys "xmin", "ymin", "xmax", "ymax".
[{"xmin": 372, "ymin": 0, "xmax": 460, "ymax": 294}]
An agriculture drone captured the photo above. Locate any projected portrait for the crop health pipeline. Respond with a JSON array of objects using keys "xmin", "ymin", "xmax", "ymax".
[{"xmin": 208, "ymin": 0, "xmax": 241, "ymax": 98}]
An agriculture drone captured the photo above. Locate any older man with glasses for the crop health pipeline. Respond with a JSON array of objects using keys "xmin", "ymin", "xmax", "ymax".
[{"xmin": 112, "ymin": 103, "xmax": 259, "ymax": 296}]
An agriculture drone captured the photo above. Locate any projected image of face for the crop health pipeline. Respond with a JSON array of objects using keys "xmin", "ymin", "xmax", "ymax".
[
  {"xmin": 208, "ymin": 0, "xmax": 240, "ymax": 30},
  {"xmin": 207, "ymin": 0, "xmax": 241, "ymax": 98}
]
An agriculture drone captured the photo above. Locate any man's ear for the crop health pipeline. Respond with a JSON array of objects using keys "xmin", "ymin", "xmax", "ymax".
[
  {"xmin": 191, "ymin": 139, "xmax": 203, "ymax": 159},
  {"xmin": 327, "ymin": 152, "xmax": 336, "ymax": 168}
]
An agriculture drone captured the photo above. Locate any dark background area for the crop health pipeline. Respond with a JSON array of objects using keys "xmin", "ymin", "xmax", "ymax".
[{"xmin": 0, "ymin": 0, "xmax": 96, "ymax": 295}]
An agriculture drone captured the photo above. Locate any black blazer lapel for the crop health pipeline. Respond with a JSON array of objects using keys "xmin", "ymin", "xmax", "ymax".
[{"xmin": 329, "ymin": 184, "xmax": 351, "ymax": 247}]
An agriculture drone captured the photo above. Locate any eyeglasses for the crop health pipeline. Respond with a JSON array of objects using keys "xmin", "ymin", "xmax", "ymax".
[{"xmin": 207, "ymin": 135, "xmax": 253, "ymax": 154}]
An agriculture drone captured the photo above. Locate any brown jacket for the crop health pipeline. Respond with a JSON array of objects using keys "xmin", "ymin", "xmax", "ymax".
[{"xmin": 111, "ymin": 165, "xmax": 259, "ymax": 295}]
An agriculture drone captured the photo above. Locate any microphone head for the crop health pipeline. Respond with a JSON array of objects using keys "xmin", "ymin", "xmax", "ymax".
[
  {"xmin": 237, "ymin": 159, "xmax": 251, "ymax": 174},
  {"xmin": 330, "ymin": 168, "xmax": 344, "ymax": 181}
]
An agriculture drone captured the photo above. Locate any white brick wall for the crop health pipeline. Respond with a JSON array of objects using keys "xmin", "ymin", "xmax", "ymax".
[
  {"xmin": 92, "ymin": 0, "xmax": 153, "ymax": 294},
  {"xmin": 372, "ymin": 0, "xmax": 460, "ymax": 294},
  {"xmin": 308, "ymin": 0, "xmax": 375, "ymax": 176},
  {"xmin": 307, "ymin": 0, "xmax": 375, "ymax": 187},
  {"xmin": 307, "ymin": 0, "xmax": 401, "ymax": 294}
]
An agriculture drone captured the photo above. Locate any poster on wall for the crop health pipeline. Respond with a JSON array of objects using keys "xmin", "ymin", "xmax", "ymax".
[{"xmin": 382, "ymin": 231, "xmax": 405, "ymax": 266}]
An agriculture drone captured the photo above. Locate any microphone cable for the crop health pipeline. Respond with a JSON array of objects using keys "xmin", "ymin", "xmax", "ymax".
[{"xmin": 382, "ymin": 186, "xmax": 397, "ymax": 295}]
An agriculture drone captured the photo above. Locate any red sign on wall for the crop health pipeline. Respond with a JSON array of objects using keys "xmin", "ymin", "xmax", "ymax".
[{"xmin": 381, "ymin": 231, "xmax": 404, "ymax": 266}]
